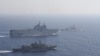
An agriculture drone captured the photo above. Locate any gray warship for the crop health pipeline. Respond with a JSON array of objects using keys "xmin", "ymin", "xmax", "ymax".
[
  {"xmin": 61, "ymin": 25, "xmax": 77, "ymax": 31},
  {"xmin": 13, "ymin": 41, "xmax": 57, "ymax": 52},
  {"xmin": 10, "ymin": 22, "xmax": 58, "ymax": 37}
]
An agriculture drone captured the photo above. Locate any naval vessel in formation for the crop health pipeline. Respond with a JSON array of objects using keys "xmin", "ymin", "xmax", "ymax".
[
  {"xmin": 61, "ymin": 24, "xmax": 77, "ymax": 31},
  {"xmin": 10, "ymin": 22, "xmax": 58, "ymax": 37},
  {"xmin": 13, "ymin": 41, "xmax": 57, "ymax": 52}
]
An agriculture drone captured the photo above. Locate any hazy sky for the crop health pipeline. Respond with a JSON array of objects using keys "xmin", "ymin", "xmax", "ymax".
[{"xmin": 0, "ymin": 0, "xmax": 100, "ymax": 15}]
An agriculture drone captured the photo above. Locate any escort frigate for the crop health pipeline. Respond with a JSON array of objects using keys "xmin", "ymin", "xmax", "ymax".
[
  {"xmin": 13, "ymin": 41, "xmax": 57, "ymax": 52},
  {"xmin": 10, "ymin": 23, "xmax": 58, "ymax": 37},
  {"xmin": 61, "ymin": 24, "xmax": 77, "ymax": 31}
]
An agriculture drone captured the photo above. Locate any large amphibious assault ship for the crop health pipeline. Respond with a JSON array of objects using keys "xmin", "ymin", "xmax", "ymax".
[{"xmin": 10, "ymin": 23, "xmax": 58, "ymax": 37}]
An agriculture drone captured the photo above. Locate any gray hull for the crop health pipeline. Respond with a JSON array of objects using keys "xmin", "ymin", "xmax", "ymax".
[
  {"xmin": 13, "ymin": 46, "xmax": 56, "ymax": 52},
  {"xmin": 10, "ymin": 29, "xmax": 58, "ymax": 37}
]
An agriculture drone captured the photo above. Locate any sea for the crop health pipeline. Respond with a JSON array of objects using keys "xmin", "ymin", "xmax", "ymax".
[{"xmin": 0, "ymin": 15, "xmax": 100, "ymax": 56}]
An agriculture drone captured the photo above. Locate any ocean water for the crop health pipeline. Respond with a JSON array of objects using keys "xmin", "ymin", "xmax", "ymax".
[{"xmin": 0, "ymin": 15, "xmax": 100, "ymax": 56}]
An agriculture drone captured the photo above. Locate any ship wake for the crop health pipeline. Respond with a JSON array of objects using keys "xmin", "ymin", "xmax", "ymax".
[
  {"xmin": 0, "ymin": 50, "xmax": 12, "ymax": 53},
  {"xmin": 0, "ymin": 35, "xmax": 7, "ymax": 38}
]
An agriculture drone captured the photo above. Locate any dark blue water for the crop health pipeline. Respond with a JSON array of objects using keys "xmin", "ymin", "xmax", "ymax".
[{"xmin": 0, "ymin": 15, "xmax": 100, "ymax": 56}]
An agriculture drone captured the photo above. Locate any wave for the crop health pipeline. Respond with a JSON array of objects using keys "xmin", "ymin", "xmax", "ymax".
[
  {"xmin": 0, "ymin": 50, "xmax": 12, "ymax": 53},
  {"xmin": 0, "ymin": 32, "xmax": 9, "ymax": 38},
  {"xmin": 0, "ymin": 32, "xmax": 8, "ymax": 34},
  {"xmin": 0, "ymin": 35, "xmax": 8, "ymax": 38}
]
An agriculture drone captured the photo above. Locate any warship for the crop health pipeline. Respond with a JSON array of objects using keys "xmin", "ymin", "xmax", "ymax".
[
  {"xmin": 13, "ymin": 41, "xmax": 57, "ymax": 52},
  {"xmin": 61, "ymin": 25, "xmax": 77, "ymax": 31},
  {"xmin": 10, "ymin": 22, "xmax": 58, "ymax": 37}
]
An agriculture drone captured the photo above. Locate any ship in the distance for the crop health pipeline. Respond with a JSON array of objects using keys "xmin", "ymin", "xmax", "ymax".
[
  {"xmin": 61, "ymin": 24, "xmax": 79, "ymax": 31},
  {"xmin": 10, "ymin": 22, "xmax": 58, "ymax": 37}
]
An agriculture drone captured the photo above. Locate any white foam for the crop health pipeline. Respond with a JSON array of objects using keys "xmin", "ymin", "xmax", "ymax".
[
  {"xmin": 0, "ymin": 50, "xmax": 12, "ymax": 53},
  {"xmin": 0, "ymin": 36, "xmax": 6, "ymax": 37}
]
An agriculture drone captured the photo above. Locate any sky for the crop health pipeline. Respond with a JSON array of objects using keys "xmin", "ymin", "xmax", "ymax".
[{"xmin": 0, "ymin": 0, "xmax": 100, "ymax": 15}]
